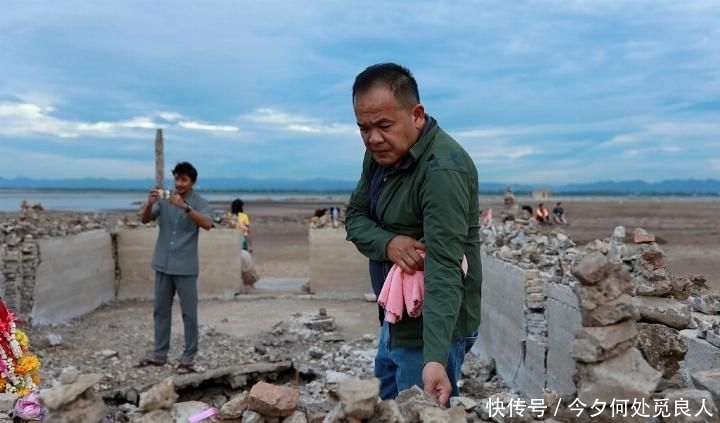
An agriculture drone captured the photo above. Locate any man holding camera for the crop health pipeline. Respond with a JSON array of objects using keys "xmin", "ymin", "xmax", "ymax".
[{"xmin": 136, "ymin": 161, "xmax": 212, "ymax": 374}]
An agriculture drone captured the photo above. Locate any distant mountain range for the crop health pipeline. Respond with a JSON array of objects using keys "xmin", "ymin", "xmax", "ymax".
[{"xmin": 0, "ymin": 177, "xmax": 718, "ymax": 196}]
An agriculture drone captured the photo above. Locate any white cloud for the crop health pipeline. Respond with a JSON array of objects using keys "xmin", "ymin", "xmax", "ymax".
[
  {"xmin": 243, "ymin": 107, "xmax": 355, "ymax": 135},
  {"xmin": 0, "ymin": 100, "xmax": 240, "ymax": 137},
  {"xmin": 75, "ymin": 122, "xmax": 115, "ymax": 133},
  {"xmin": 159, "ymin": 112, "xmax": 183, "ymax": 122},
  {"xmin": 600, "ymin": 120, "xmax": 720, "ymax": 148},
  {"xmin": 120, "ymin": 117, "xmax": 160, "ymax": 129},
  {"xmin": 178, "ymin": 121, "xmax": 239, "ymax": 132},
  {"xmin": 244, "ymin": 108, "xmax": 312, "ymax": 125}
]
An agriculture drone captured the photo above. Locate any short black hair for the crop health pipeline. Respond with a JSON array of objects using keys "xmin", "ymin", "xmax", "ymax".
[
  {"xmin": 231, "ymin": 198, "xmax": 245, "ymax": 214},
  {"xmin": 352, "ymin": 63, "xmax": 420, "ymax": 109},
  {"xmin": 172, "ymin": 161, "xmax": 198, "ymax": 182}
]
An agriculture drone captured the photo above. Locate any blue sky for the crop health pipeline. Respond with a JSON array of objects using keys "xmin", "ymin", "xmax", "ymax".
[{"xmin": 1, "ymin": 1, "xmax": 719, "ymax": 184}]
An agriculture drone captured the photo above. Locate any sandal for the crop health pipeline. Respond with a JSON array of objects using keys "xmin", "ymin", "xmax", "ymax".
[
  {"xmin": 176, "ymin": 362, "xmax": 196, "ymax": 374},
  {"xmin": 134, "ymin": 358, "xmax": 167, "ymax": 368}
]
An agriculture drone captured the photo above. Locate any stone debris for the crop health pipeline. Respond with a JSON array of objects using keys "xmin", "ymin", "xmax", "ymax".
[
  {"xmin": 479, "ymin": 219, "xmax": 719, "ymax": 421},
  {"xmin": 569, "ymin": 253, "xmax": 661, "ymax": 418},
  {"xmin": 480, "ymin": 220, "xmax": 577, "ymax": 272},
  {"xmin": 633, "ymin": 227, "xmax": 656, "ymax": 244},
  {"xmin": 38, "ymin": 371, "xmax": 108, "ymax": 423},
  {"xmin": 634, "ymin": 296, "xmax": 692, "ymax": 330},
  {"xmin": 248, "ymin": 381, "xmax": 300, "ymax": 417},
  {"xmin": 690, "ymin": 294, "xmax": 720, "ymax": 315},
  {"xmin": 636, "ymin": 323, "xmax": 688, "ymax": 378}
]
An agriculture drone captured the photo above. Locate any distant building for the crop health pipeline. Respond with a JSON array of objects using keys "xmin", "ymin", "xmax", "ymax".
[{"xmin": 532, "ymin": 188, "xmax": 551, "ymax": 200}]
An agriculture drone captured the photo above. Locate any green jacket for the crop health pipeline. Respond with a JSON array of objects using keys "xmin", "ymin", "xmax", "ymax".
[{"xmin": 345, "ymin": 117, "xmax": 482, "ymax": 365}]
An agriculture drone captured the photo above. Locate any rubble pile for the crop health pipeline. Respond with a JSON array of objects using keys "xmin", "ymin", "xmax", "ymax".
[
  {"xmin": 0, "ymin": 201, "xmax": 108, "ymax": 241},
  {"xmin": 480, "ymin": 215, "xmax": 720, "ymax": 421},
  {"xmin": 566, "ymin": 250, "xmax": 662, "ymax": 421},
  {"xmin": 558, "ymin": 226, "xmax": 720, "ymax": 421},
  {"xmin": 36, "ymin": 373, "xmax": 508, "ymax": 423},
  {"xmin": 480, "ymin": 219, "xmax": 578, "ymax": 272},
  {"xmin": 18, "ymin": 308, "xmax": 510, "ymax": 423}
]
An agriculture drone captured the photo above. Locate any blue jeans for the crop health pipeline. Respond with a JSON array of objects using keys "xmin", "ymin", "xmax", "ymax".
[{"xmin": 374, "ymin": 321, "xmax": 478, "ymax": 400}]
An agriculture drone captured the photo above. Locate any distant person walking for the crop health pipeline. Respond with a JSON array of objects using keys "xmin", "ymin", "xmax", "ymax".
[
  {"xmin": 135, "ymin": 162, "xmax": 212, "ymax": 375},
  {"xmin": 231, "ymin": 199, "xmax": 259, "ymax": 293}
]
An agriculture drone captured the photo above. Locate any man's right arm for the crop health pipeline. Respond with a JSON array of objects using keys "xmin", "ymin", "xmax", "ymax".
[
  {"xmin": 345, "ymin": 154, "xmax": 396, "ymax": 262},
  {"xmin": 141, "ymin": 191, "xmax": 160, "ymax": 224}
]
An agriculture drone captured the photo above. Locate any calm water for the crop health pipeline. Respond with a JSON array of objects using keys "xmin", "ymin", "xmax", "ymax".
[
  {"xmin": 0, "ymin": 189, "xmax": 716, "ymax": 213},
  {"xmin": 0, "ymin": 189, "xmax": 351, "ymax": 212}
]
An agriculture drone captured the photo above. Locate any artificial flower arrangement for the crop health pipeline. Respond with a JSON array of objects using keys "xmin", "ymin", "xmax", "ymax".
[{"xmin": 0, "ymin": 300, "xmax": 41, "ymax": 396}]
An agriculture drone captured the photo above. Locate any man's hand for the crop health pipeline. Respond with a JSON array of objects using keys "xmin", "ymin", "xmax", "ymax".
[
  {"xmin": 147, "ymin": 189, "xmax": 159, "ymax": 206},
  {"xmin": 423, "ymin": 362, "xmax": 452, "ymax": 406},
  {"xmin": 169, "ymin": 193, "xmax": 186, "ymax": 209},
  {"xmin": 386, "ymin": 235, "xmax": 425, "ymax": 274}
]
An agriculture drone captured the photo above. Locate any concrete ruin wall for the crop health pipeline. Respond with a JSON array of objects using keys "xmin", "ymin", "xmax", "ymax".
[
  {"xmin": 116, "ymin": 227, "xmax": 243, "ymax": 301},
  {"xmin": 32, "ymin": 230, "xmax": 115, "ymax": 325},
  {"xmin": 476, "ymin": 252, "xmax": 582, "ymax": 398},
  {"xmin": 308, "ymin": 228, "xmax": 369, "ymax": 297}
]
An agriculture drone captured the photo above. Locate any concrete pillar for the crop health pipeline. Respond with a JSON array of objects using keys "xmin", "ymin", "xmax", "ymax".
[{"xmin": 155, "ymin": 129, "xmax": 164, "ymax": 188}]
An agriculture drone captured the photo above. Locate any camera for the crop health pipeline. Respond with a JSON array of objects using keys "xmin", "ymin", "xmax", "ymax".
[{"xmin": 155, "ymin": 189, "xmax": 172, "ymax": 199}]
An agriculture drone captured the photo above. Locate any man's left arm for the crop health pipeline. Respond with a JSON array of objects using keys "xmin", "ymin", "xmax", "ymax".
[
  {"xmin": 420, "ymin": 168, "xmax": 472, "ymax": 402},
  {"xmin": 188, "ymin": 198, "xmax": 213, "ymax": 230}
]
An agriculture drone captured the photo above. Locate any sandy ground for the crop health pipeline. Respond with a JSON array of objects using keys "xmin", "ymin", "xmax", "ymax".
[{"xmin": 241, "ymin": 196, "xmax": 720, "ymax": 291}]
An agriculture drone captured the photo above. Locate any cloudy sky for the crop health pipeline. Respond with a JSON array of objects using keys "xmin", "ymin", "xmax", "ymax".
[{"xmin": 1, "ymin": 1, "xmax": 719, "ymax": 184}]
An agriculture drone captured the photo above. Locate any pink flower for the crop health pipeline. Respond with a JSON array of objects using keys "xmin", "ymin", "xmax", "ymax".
[{"xmin": 13, "ymin": 391, "xmax": 46, "ymax": 420}]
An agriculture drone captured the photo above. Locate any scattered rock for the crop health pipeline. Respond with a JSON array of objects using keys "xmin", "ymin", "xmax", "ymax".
[
  {"xmin": 690, "ymin": 294, "xmax": 720, "ymax": 315},
  {"xmin": 571, "ymin": 320, "xmax": 638, "ymax": 363},
  {"xmin": 248, "ymin": 381, "xmax": 299, "ymax": 418},
  {"xmin": 636, "ymin": 323, "xmax": 688, "ymax": 378},
  {"xmin": 40, "ymin": 373, "xmax": 103, "ymax": 410},
  {"xmin": 220, "ymin": 392, "xmax": 248, "ymax": 419},
  {"xmin": 139, "ymin": 380, "xmax": 178, "ymax": 412},
  {"xmin": 634, "ymin": 296, "xmax": 692, "ymax": 330},
  {"xmin": 575, "ymin": 347, "xmax": 661, "ymax": 405},
  {"xmin": 336, "ymin": 378, "xmax": 380, "ymax": 419},
  {"xmin": 634, "ymin": 227, "xmax": 656, "ymax": 244}
]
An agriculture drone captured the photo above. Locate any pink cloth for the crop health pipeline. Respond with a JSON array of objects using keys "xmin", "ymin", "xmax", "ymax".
[
  {"xmin": 13, "ymin": 392, "xmax": 46, "ymax": 421},
  {"xmin": 482, "ymin": 208, "xmax": 493, "ymax": 225},
  {"xmin": 378, "ymin": 250, "xmax": 469, "ymax": 323}
]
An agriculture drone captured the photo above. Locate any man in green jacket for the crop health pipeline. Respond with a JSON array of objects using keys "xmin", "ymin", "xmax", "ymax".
[{"xmin": 346, "ymin": 63, "xmax": 482, "ymax": 405}]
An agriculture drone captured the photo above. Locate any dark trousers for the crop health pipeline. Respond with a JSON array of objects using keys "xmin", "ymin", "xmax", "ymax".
[{"xmin": 153, "ymin": 271, "xmax": 198, "ymax": 362}]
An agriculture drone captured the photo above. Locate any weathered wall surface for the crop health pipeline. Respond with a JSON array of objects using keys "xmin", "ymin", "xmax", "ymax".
[
  {"xmin": 32, "ymin": 230, "xmax": 115, "ymax": 325},
  {"xmin": 308, "ymin": 228, "xmax": 370, "ymax": 298},
  {"xmin": 477, "ymin": 253, "xmax": 528, "ymax": 390},
  {"xmin": 545, "ymin": 282, "xmax": 582, "ymax": 395},
  {"xmin": 477, "ymin": 252, "xmax": 583, "ymax": 398},
  {"xmin": 115, "ymin": 228, "xmax": 243, "ymax": 300}
]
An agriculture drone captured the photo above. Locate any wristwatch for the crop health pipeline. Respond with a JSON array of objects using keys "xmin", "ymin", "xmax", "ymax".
[{"xmin": 184, "ymin": 202, "xmax": 192, "ymax": 213}]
